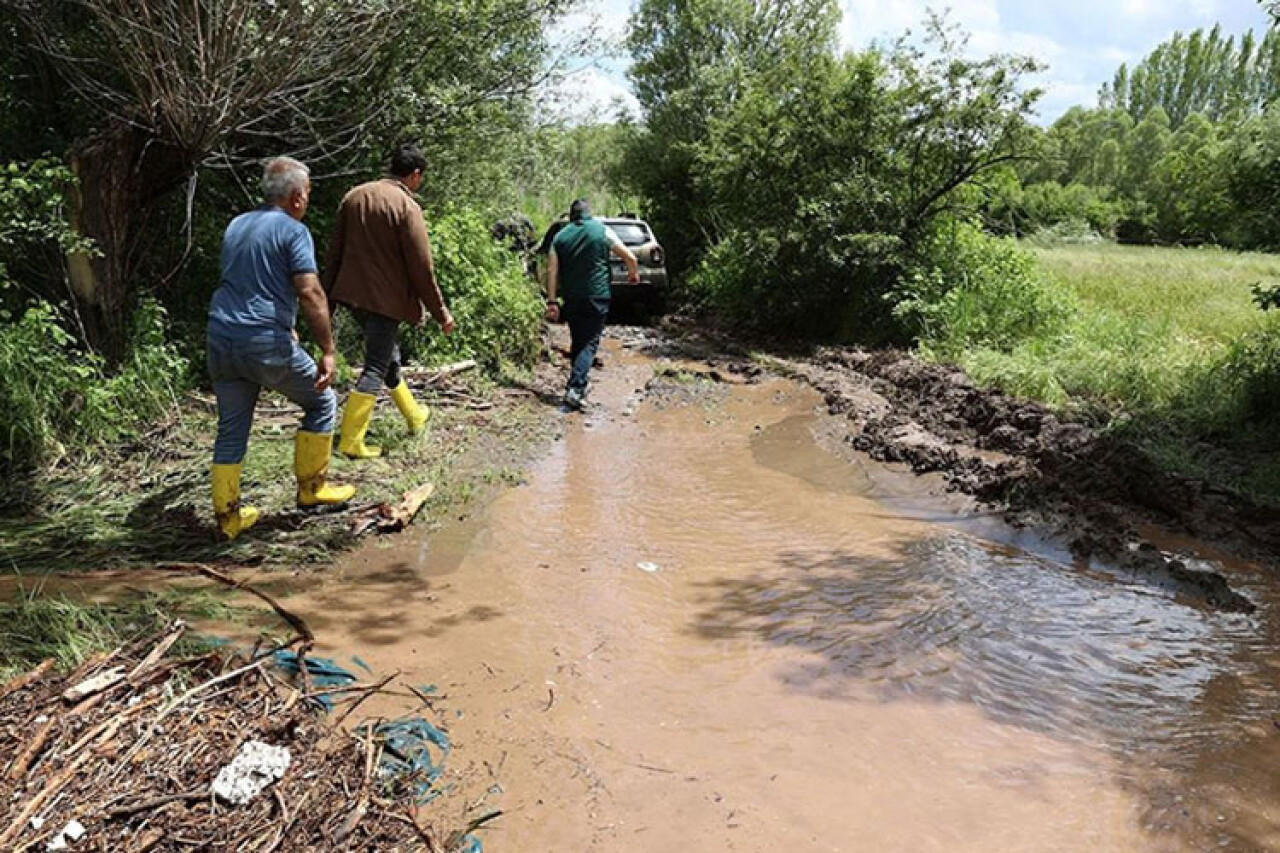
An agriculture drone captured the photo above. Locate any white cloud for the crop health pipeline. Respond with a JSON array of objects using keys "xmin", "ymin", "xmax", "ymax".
[
  {"xmin": 840, "ymin": 0, "xmax": 1000, "ymax": 49},
  {"xmin": 539, "ymin": 66, "xmax": 641, "ymax": 125},
  {"xmin": 550, "ymin": 0, "xmax": 1272, "ymax": 127}
]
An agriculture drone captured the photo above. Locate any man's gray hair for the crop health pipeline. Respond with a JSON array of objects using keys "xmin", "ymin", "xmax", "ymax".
[{"xmin": 261, "ymin": 156, "xmax": 310, "ymax": 203}]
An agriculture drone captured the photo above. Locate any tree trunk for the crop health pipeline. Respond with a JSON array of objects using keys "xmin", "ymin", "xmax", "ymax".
[{"xmin": 67, "ymin": 120, "xmax": 191, "ymax": 364}]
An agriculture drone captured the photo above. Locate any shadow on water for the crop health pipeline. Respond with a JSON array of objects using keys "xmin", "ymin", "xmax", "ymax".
[
  {"xmin": 282, "ymin": 561, "xmax": 506, "ymax": 647},
  {"xmin": 690, "ymin": 533, "xmax": 1280, "ymax": 849}
]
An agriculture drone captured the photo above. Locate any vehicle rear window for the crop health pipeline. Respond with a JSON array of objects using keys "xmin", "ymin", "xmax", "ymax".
[{"xmin": 608, "ymin": 222, "xmax": 650, "ymax": 246}]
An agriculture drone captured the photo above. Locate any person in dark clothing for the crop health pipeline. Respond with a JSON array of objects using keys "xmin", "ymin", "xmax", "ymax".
[
  {"xmin": 544, "ymin": 199, "xmax": 639, "ymax": 410},
  {"xmin": 534, "ymin": 213, "xmax": 569, "ymax": 295},
  {"xmin": 324, "ymin": 144, "xmax": 456, "ymax": 459}
]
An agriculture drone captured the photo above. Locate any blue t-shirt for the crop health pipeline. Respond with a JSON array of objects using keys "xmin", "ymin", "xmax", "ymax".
[{"xmin": 207, "ymin": 206, "xmax": 317, "ymax": 341}]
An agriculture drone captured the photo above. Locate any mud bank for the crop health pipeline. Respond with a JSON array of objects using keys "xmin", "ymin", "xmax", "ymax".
[{"xmin": 769, "ymin": 346, "xmax": 1278, "ymax": 613}]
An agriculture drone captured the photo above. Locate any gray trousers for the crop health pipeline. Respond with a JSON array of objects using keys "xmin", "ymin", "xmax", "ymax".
[{"xmin": 355, "ymin": 311, "xmax": 403, "ymax": 394}]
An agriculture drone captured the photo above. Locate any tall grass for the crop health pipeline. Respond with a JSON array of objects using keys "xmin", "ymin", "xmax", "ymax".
[
  {"xmin": 935, "ymin": 243, "xmax": 1280, "ymax": 502},
  {"xmin": 517, "ymin": 187, "xmax": 644, "ymax": 234},
  {"xmin": 0, "ymin": 589, "xmax": 234, "ymax": 679}
]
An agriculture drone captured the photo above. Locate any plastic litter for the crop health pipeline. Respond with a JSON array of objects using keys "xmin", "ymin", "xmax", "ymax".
[
  {"xmin": 270, "ymin": 651, "xmax": 358, "ymax": 711},
  {"xmin": 45, "ymin": 819, "xmax": 85, "ymax": 850},
  {"xmin": 359, "ymin": 717, "xmax": 450, "ymax": 804},
  {"xmin": 211, "ymin": 740, "xmax": 292, "ymax": 806},
  {"xmin": 636, "ymin": 561, "xmax": 660, "ymax": 573}
]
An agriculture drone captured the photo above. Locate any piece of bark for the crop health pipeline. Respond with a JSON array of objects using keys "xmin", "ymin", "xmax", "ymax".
[
  {"xmin": 61, "ymin": 666, "xmax": 126, "ymax": 703},
  {"xmin": 5, "ymin": 716, "xmax": 57, "ymax": 781},
  {"xmin": 127, "ymin": 621, "xmax": 186, "ymax": 684}
]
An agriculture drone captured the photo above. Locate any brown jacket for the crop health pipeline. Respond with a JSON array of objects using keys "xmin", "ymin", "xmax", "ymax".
[{"xmin": 324, "ymin": 178, "xmax": 447, "ymax": 326}]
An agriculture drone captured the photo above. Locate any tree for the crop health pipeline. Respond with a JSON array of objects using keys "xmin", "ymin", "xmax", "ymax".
[
  {"xmin": 2, "ymin": 0, "xmax": 400, "ymax": 360},
  {"xmin": 1100, "ymin": 25, "xmax": 1280, "ymax": 128},
  {"xmin": 624, "ymin": 4, "xmax": 1043, "ymax": 339},
  {"xmin": 623, "ymin": 0, "xmax": 839, "ymax": 275}
]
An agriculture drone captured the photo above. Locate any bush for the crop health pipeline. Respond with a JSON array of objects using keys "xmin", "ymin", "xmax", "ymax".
[
  {"xmin": 399, "ymin": 208, "xmax": 543, "ymax": 377},
  {"xmin": 0, "ymin": 299, "xmax": 188, "ymax": 473},
  {"xmin": 0, "ymin": 159, "xmax": 189, "ymax": 474},
  {"xmin": 893, "ymin": 223, "xmax": 1074, "ymax": 357},
  {"xmin": 1211, "ymin": 319, "xmax": 1280, "ymax": 426},
  {"xmin": 992, "ymin": 181, "xmax": 1122, "ymax": 239}
]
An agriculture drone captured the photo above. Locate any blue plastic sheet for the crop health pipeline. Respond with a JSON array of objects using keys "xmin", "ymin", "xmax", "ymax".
[
  {"xmin": 270, "ymin": 651, "xmax": 358, "ymax": 710},
  {"xmin": 358, "ymin": 716, "xmax": 451, "ymax": 803},
  {"xmin": 265, "ymin": 651, "xmax": 483, "ymax": 849}
]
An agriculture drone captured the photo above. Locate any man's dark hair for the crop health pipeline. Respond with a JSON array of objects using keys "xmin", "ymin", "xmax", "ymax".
[
  {"xmin": 389, "ymin": 144, "xmax": 427, "ymax": 177},
  {"xmin": 569, "ymin": 198, "xmax": 591, "ymax": 221}
]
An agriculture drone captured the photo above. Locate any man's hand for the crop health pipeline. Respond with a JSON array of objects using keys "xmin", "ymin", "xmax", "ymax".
[
  {"xmin": 314, "ymin": 351, "xmax": 336, "ymax": 392},
  {"xmin": 627, "ymin": 269, "xmax": 641, "ymax": 285},
  {"xmin": 544, "ymin": 300, "xmax": 560, "ymax": 322},
  {"xmin": 441, "ymin": 309, "xmax": 457, "ymax": 335}
]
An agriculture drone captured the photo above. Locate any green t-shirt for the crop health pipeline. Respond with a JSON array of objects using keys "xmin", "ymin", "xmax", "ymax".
[{"xmin": 552, "ymin": 217, "xmax": 620, "ymax": 301}]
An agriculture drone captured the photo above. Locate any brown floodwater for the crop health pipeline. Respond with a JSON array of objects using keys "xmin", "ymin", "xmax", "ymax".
[{"xmin": 16, "ymin": 334, "xmax": 1280, "ymax": 851}]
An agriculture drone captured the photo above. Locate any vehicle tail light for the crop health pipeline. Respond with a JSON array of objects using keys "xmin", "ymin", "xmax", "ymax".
[{"xmin": 650, "ymin": 246, "xmax": 664, "ymax": 266}]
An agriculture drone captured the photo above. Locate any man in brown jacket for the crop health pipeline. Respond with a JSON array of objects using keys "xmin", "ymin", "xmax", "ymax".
[{"xmin": 325, "ymin": 144, "xmax": 456, "ymax": 459}]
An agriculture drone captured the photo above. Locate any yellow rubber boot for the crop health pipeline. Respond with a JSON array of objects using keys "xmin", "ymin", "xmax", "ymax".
[
  {"xmin": 390, "ymin": 380, "xmax": 430, "ymax": 434},
  {"xmin": 337, "ymin": 391, "xmax": 382, "ymax": 459},
  {"xmin": 296, "ymin": 431, "xmax": 356, "ymax": 507},
  {"xmin": 211, "ymin": 463, "xmax": 260, "ymax": 540}
]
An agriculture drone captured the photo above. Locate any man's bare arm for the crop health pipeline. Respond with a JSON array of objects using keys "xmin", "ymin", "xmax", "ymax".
[
  {"xmin": 544, "ymin": 250, "xmax": 561, "ymax": 322},
  {"xmin": 293, "ymin": 272, "xmax": 337, "ymax": 391},
  {"xmin": 546, "ymin": 250, "xmax": 560, "ymax": 303},
  {"xmin": 611, "ymin": 243, "xmax": 640, "ymax": 283}
]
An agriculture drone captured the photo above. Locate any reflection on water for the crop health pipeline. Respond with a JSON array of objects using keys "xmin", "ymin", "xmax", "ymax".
[{"xmin": 694, "ymin": 532, "xmax": 1273, "ymax": 766}]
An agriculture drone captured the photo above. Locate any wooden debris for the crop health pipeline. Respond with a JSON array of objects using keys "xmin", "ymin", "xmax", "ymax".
[
  {"xmin": 403, "ymin": 359, "xmax": 478, "ymax": 385},
  {"xmin": 351, "ymin": 482, "xmax": 435, "ymax": 536},
  {"xmin": 0, "ymin": 659, "xmax": 55, "ymax": 702},
  {"xmin": 61, "ymin": 666, "xmax": 126, "ymax": 703},
  {"xmin": 0, "ymin": 625, "xmax": 471, "ymax": 852}
]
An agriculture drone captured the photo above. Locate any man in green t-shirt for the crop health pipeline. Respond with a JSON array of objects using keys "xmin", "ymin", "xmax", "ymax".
[{"xmin": 545, "ymin": 199, "xmax": 639, "ymax": 410}]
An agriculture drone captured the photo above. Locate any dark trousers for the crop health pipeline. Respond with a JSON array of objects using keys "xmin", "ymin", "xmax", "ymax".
[
  {"xmin": 354, "ymin": 311, "xmax": 403, "ymax": 394},
  {"xmin": 564, "ymin": 297, "xmax": 609, "ymax": 393}
]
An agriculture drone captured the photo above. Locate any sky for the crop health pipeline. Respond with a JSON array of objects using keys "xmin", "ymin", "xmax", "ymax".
[{"xmin": 543, "ymin": 0, "xmax": 1274, "ymax": 124}]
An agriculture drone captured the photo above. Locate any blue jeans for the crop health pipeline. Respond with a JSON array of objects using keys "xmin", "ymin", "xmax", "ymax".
[
  {"xmin": 208, "ymin": 332, "xmax": 337, "ymax": 464},
  {"xmin": 565, "ymin": 297, "xmax": 609, "ymax": 394}
]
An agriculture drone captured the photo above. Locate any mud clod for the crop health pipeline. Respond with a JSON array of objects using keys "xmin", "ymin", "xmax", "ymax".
[{"xmin": 783, "ymin": 346, "xmax": 1274, "ymax": 613}]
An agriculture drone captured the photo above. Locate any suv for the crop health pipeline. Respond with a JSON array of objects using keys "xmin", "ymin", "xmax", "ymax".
[{"xmin": 601, "ymin": 216, "xmax": 668, "ymax": 316}]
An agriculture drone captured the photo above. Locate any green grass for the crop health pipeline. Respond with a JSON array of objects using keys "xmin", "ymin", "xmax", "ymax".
[
  {"xmin": 943, "ymin": 243, "xmax": 1280, "ymax": 504},
  {"xmin": 0, "ymin": 589, "xmax": 240, "ymax": 680},
  {"xmin": 1035, "ymin": 244, "xmax": 1279, "ymax": 344},
  {"xmin": 0, "ymin": 375, "xmax": 557, "ymax": 574}
]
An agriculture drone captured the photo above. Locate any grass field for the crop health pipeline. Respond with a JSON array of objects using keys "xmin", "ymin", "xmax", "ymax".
[{"xmin": 950, "ymin": 243, "xmax": 1280, "ymax": 505}]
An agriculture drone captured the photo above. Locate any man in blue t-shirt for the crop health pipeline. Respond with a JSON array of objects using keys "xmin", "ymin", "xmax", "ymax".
[
  {"xmin": 545, "ymin": 199, "xmax": 639, "ymax": 410},
  {"xmin": 205, "ymin": 156, "xmax": 355, "ymax": 539}
]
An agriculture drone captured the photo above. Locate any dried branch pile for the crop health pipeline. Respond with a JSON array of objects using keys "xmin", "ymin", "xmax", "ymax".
[{"xmin": 0, "ymin": 623, "xmax": 466, "ymax": 852}]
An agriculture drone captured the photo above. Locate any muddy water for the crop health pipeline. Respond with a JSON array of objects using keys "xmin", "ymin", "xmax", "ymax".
[{"xmin": 130, "ymin": 336, "xmax": 1280, "ymax": 849}]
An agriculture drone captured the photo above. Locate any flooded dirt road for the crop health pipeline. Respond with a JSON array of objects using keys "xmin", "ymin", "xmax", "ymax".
[{"xmin": 268, "ymin": 333, "xmax": 1278, "ymax": 851}]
